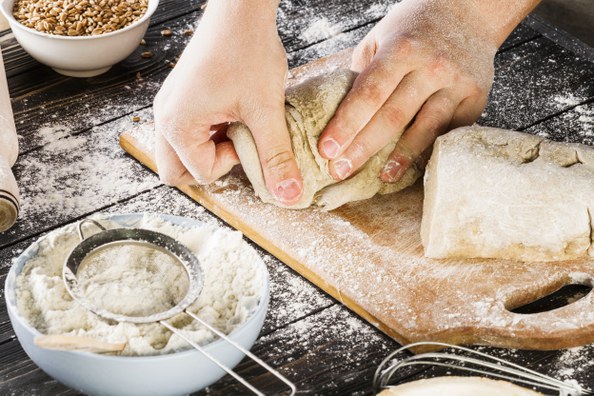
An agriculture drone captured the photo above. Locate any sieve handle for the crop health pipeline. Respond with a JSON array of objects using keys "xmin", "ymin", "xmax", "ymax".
[
  {"xmin": 161, "ymin": 311, "xmax": 296, "ymax": 396},
  {"xmin": 77, "ymin": 219, "xmax": 107, "ymax": 241}
]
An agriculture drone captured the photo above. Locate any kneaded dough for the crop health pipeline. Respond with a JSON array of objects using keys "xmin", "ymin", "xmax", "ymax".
[
  {"xmin": 227, "ymin": 69, "xmax": 421, "ymax": 210},
  {"xmin": 421, "ymin": 126, "xmax": 594, "ymax": 262}
]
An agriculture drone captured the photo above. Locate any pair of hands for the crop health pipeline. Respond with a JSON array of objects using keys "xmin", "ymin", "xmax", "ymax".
[{"xmin": 153, "ymin": 0, "xmax": 510, "ymax": 205}]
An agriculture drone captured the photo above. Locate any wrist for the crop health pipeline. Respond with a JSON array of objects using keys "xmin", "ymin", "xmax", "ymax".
[{"xmin": 465, "ymin": 0, "xmax": 541, "ymax": 47}]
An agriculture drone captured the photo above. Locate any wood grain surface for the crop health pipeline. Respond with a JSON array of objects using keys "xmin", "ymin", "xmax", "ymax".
[{"xmin": 121, "ymin": 50, "xmax": 594, "ymax": 352}]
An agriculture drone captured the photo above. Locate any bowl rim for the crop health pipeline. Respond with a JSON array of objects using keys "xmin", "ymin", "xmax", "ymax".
[
  {"xmin": 0, "ymin": 0, "xmax": 159, "ymax": 40},
  {"xmin": 5, "ymin": 212, "xmax": 270, "ymax": 362}
]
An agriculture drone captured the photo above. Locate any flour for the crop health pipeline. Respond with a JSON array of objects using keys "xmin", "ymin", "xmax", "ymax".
[
  {"xmin": 15, "ymin": 214, "xmax": 265, "ymax": 356},
  {"xmin": 77, "ymin": 244, "xmax": 190, "ymax": 318}
]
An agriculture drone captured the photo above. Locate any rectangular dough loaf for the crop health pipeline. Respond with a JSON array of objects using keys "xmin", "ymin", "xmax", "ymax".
[{"xmin": 421, "ymin": 126, "xmax": 594, "ymax": 262}]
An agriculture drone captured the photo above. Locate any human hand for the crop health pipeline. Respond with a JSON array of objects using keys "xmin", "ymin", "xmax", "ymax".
[
  {"xmin": 153, "ymin": 0, "xmax": 303, "ymax": 205},
  {"xmin": 317, "ymin": 0, "xmax": 537, "ymax": 182}
]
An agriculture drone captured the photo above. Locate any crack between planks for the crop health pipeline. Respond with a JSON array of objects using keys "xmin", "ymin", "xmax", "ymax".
[
  {"xmin": 0, "ymin": 335, "xmax": 16, "ymax": 348},
  {"xmin": 518, "ymin": 97, "xmax": 594, "ymax": 132},
  {"xmin": 257, "ymin": 302, "xmax": 337, "ymax": 339},
  {"xmin": 496, "ymin": 33, "xmax": 543, "ymax": 54}
]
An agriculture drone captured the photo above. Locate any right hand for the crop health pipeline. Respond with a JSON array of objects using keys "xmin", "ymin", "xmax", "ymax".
[{"xmin": 153, "ymin": 0, "xmax": 303, "ymax": 205}]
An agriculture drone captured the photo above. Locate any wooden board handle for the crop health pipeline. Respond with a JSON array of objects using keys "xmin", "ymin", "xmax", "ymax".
[
  {"xmin": 486, "ymin": 272, "xmax": 594, "ymax": 349},
  {"xmin": 416, "ymin": 270, "xmax": 594, "ymax": 351}
]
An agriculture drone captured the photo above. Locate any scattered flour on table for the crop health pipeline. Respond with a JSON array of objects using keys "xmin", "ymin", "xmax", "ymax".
[
  {"xmin": 301, "ymin": 19, "xmax": 341, "ymax": 43},
  {"xmin": 15, "ymin": 214, "xmax": 265, "ymax": 356},
  {"xmin": 279, "ymin": 0, "xmax": 393, "ymax": 48},
  {"xmin": 551, "ymin": 346, "xmax": 594, "ymax": 382},
  {"xmin": 553, "ymin": 94, "xmax": 583, "ymax": 108},
  {"xmin": 15, "ymin": 111, "xmax": 159, "ymax": 233}
]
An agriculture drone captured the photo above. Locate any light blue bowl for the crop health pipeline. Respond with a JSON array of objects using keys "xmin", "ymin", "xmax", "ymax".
[{"xmin": 5, "ymin": 213, "xmax": 269, "ymax": 396}]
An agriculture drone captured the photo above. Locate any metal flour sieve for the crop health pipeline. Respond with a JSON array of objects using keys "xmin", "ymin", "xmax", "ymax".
[{"xmin": 59, "ymin": 218, "xmax": 296, "ymax": 395}]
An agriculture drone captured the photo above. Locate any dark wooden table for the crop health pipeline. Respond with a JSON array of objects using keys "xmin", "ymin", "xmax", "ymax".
[{"xmin": 1, "ymin": 1, "xmax": 593, "ymax": 395}]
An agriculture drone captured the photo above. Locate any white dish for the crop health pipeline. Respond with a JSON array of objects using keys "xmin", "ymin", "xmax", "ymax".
[
  {"xmin": 0, "ymin": 0, "xmax": 159, "ymax": 77},
  {"xmin": 5, "ymin": 213, "xmax": 270, "ymax": 396}
]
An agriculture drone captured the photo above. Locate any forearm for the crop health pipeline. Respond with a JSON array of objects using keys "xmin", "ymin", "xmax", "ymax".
[{"xmin": 392, "ymin": 0, "xmax": 541, "ymax": 51}]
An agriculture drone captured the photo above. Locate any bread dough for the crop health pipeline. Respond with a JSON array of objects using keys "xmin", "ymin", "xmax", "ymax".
[
  {"xmin": 421, "ymin": 126, "xmax": 594, "ymax": 261},
  {"xmin": 227, "ymin": 69, "xmax": 421, "ymax": 210},
  {"xmin": 378, "ymin": 376, "xmax": 542, "ymax": 396}
]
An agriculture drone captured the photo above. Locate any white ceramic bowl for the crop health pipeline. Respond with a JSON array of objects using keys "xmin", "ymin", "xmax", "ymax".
[
  {"xmin": 0, "ymin": 0, "xmax": 159, "ymax": 77},
  {"xmin": 5, "ymin": 213, "xmax": 270, "ymax": 396}
]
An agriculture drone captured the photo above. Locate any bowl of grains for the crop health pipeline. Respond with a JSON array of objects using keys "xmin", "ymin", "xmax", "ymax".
[
  {"xmin": 5, "ymin": 213, "xmax": 271, "ymax": 395},
  {"xmin": 0, "ymin": 0, "xmax": 158, "ymax": 77}
]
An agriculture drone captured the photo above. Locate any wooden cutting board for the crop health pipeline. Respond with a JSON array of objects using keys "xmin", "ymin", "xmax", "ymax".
[{"xmin": 120, "ymin": 49, "xmax": 594, "ymax": 352}]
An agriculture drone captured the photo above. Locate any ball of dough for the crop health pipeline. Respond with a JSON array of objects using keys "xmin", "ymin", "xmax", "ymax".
[{"xmin": 227, "ymin": 69, "xmax": 421, "ymax": 210}]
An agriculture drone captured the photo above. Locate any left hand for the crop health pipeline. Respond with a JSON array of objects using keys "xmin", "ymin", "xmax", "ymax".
[{"xmin": 316, "ymin": 0, "xmax": 500, "ymax": 182}]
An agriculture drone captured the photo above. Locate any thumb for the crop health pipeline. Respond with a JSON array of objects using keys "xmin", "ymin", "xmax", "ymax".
[{"xmin": 244, "ymin": 104, "xmax": 303, "ymax": 205}]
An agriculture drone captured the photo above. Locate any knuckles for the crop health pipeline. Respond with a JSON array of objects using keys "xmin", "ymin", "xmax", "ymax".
[
  {"xmin": 348, "ymin": 138, "xmax": 372, "ymax": 162},
  {"xmin": 352, "ymin": 38, "xmax": 377, "ymax": 72},
  {"xmin": 355, "ymin": 78, "xmax": 386, "ymax": 106},
  {"xmin": 381, "ymin": 103, "xmax": 407, "ymax": 129},
  {"xmin": 263, "ymin": 149, "xmax": 295, "ymax": 173}
]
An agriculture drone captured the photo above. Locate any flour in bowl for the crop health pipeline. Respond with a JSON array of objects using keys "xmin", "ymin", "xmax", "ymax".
[
  {"xmin": 76, "ymin": 242, "xmax": 191, "ymax": 318},
  {"xmin": 15, "ymin": 214, "xmax": 265, "ymax": 356}
]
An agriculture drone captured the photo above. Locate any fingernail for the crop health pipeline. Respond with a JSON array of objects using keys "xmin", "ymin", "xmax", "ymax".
[
  {"xmin": 322, "ymin": 138, "xmax": 341, "ymax": 159},
  {"xmin": 275, "ymin": 178, "xmax": 302, "ymax": 203},
  {"xmin": 382, "ymin": 160, "xmax": 405, "ymax": 182},
  {"xmin": 333, "ymin": 158, "xmax": 352, "ymax": 180}
]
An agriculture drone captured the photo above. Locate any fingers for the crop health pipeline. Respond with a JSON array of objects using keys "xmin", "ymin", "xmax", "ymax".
[
  {"xmin": 318, "ymin": 49, "xmax": 408, "ymax": 161},
  {"xmin": 327, "ymin": 72, "xmax": 436, "ymax": 180},
  {"xmin": 156, "ymin": 123, "xmax": 240, "ymax": 186},
  {"xmin": 450, "ymin": 94, "xmax": 488, "ymax": 128},
  {"xmin": 155, "ymin": 130, "xmax": 194, "ymax": 185},
  {"xmin": 244, "ymin": 105, "xmax": 304, "ymax": 205},
  {"xmin": 380, "ymin": 89, "xmax": 459, "ymax": 182}
]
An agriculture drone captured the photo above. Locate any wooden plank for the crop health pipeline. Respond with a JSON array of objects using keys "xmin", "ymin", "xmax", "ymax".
[
  {"xmin": 195, "ymin": 304, "xmax": 398, "ymax": 395},
  {"xmin": 480, "ymin": 37, "xmax": 594, "ymax": 130},
  {"xmin": 499, "ymin": 22, "xmax": 541, "ymax": 52},
  {"xmin": 525, "ymin": 100, "xmax": 594, "ymax": 145},
  {"xmin": 0, "ymin": 340, "xmax": 78, "ymax": 395},
  {"xmin": 0, "ymin": 114, "xmax": 162, "ymax": 249},
  {"xmin": 278, "ymin": 0, "xmax": 391, "ymax": 52}
]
